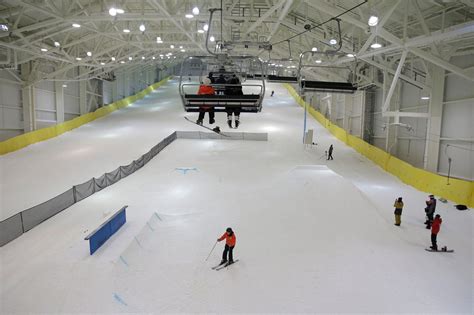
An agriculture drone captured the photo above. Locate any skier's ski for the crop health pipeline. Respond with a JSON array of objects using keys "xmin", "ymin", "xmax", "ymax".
[
  {"xmin": 425, "ymin": 248, "xmax": 454, "ymax": 253},
  {"xmin": 215, "ymin": 259, "xmax": 239, "ymax": 271},
  {"xmin": 184, "ymin": 117, "xmax": 230, "ymax": 137},
  {"xmin": 211, "ymin": 261, "xmax": 227, "ymax": 270}
]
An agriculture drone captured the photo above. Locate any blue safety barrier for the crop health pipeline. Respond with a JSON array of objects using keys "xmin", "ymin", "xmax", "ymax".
[{"xmin": 85, "ymin": 206, "xmax": 127, "ymax": 255}]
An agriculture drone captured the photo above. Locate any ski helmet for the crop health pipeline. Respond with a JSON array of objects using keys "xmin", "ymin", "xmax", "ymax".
[{"xmin": 226, "ymin": 227, "xmax": 233, "ymax": 233}]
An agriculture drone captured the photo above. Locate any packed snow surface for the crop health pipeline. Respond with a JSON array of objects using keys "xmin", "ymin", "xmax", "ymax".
[{"xmin": 0, "ymin": 79, "xmax": 472, "ymax": 313}]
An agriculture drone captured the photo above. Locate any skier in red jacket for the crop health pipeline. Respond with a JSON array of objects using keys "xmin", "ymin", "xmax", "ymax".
[
  {"xmin": 430, "ymin": 214, "xmax": 442, "ymax": 251},
  {"xmin": 217, "ymin": 227, "xmax": 236, "ymax": 264},
  {"xmin": 196, "ymin": 77, "xmax": 215, "ymax": 125}
]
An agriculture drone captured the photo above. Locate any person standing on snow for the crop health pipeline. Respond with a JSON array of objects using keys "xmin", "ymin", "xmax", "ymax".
[
  {"xmin": 327, "ymin": 144, "xmax": 334, "ymax": 160},
  {"xmin": 430, "ymin": 214, "xmax": 442, "ymax": 251},
  {"xmin": 393, "ymin": 197, "xmax": 404, "ymax": 226},
  {"xmin": 425, "ymin": 195, "xmax": 436, "ymax": 229},
  {"xmin": 217, "ymin": 227, "xmax": 236, "ymax": 264}
]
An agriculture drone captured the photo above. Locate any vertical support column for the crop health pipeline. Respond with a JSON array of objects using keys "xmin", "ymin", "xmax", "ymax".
[
  {"xmin": 359, "ymin": 92, "xmax": 366, "ymax": 139},
  {"xmin": 424, "ymin": 65, "xmax": 445, "ymax": 172},
  {"xmin": 383, "ymin": 71, "xmax": 393, "ymax": 152},
  {"xmin": 343, "ymin": 93, "xmax": 353, "ymax": 133},
  {"xmin": 54, "ymin": 81, "xmax": 65, "ymax": 123},
  {"xmin": 112, "ymin": 79, "xmax": 118, "ymax": 101},
  {"xmin": 20, "ymin": 63, "xmax": 36, "ymax": 132},
  {"xmin": 79, "ymin": 67, "xmax": 87, "ymax": 115}
]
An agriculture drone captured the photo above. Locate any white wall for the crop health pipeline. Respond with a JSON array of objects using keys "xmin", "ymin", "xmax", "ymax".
[
  {"xmin": 0, "ymin": 71, "xmax": 22, "ymax": 141},
  {"xmin": 0, "ymin": 64, "xmax": 165, "ymax": 142},
  {"xmin": 437, "ymin": 55, "xmax": 474, "ymax": 180}
]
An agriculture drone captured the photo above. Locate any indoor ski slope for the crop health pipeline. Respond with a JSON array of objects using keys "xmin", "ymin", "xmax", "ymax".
[{"xmin": 0, "ymin": 79, "xmax": 472, "ymax": 313}]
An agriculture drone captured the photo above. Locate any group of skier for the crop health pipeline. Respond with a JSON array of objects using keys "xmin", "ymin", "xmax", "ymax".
[
  {"xmin": 392, "ymin": 194, "xmax": 444, "ymax": 251},
  {"xmin": 196, "ymin": 71, "xmax": 244, "ymax": 129}
]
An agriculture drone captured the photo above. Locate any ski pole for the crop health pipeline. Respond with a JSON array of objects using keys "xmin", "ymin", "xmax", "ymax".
[{"xmin": 205, "ymin": 241, "xmax": 218, "ymax": 261}]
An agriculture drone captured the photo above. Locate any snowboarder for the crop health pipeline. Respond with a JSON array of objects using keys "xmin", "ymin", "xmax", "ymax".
[
  {"xmin": 226, "ymin": 75, "xmax": 243, "ymax": 129},
  {"xmin": 196, "ymin": 77, "xmax": 215, "ymax": 125},
  {"xmin": 217, "ymin": 227, "xmax": 236, "ymax": 264},
  {"xmin": 393, "ymin": 197, "xmax": 404, "ymax": 226},
  {"xmin": 271, "ymin": 90, "xmax": 275, "ymax": 97},
  {"xmin": 430, "ymin": 214, "xmax": 442, "ymax": 251},
  {"xmin": 424, "ymin": 195, "xmax": 436, "ymax": 229},
  {"xmin": 327, "ymin": 144, "xmax": 334, "ymax": 160}
]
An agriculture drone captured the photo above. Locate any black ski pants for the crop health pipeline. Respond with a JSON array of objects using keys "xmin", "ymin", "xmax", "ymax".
[
  {"xmin": 222, "ymin": 244, "xmax": 234, "ymax": 262},
  {"xmin": 431, "ymin": 233, "xmax": 438, "ymax": 250},
  {"xmin": 198, "ymin": 108, "xmax": 215, "ymax": 122}
]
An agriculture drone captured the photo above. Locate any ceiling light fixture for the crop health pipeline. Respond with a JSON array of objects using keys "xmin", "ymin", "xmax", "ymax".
[
  {"xmin": 368, "ymin": 15, "xmax": 379, "ymax": 26},
  {"xmin": 152, "ymin": 56, "xmax": 155, "ymax": 60},
  {"xmin": 62, "ymin": 84, "xmax": 67, "ymax": 88},
  {"xmin": 347, "ymin": 53, "xmax": 355, "ymax": 58},
  {"xmin": 120, "ymin": 60, "xmax": 125, "ymax": 63},
  {"xmin": 198, "ymin": 29, "xmax": 204, "ymax": 33},
  {"xmin": 185, "ymin": 14, "xmax": 194, "ymax": 19},
  {"xmin": 76, "ymin": 57, "xmax": 82, "ymax": 61},
  {"xmin": 86, "ymin": 51, "xmax": 92, "ymax": 56},
  {"xmin": 210, "ymin": 36, "xmax": 215, "ymax": 42},
  {"xmin": 370, "ymin": 42, "xmax": 382, "ymax": 49},
  {"xmin": 139, "ymin": 24, "xmax": 146, "ymax": 32},
  {"xmin": 100, "ymin": 62, "xmax": 105, "ymax": 65},
  {"xmin": 142, "ymin": 56, "xmax": 145, "ymax": 59},
  {"xmin": 203, "ymin": 24, "xmax": 209, "ymax": 31},
  {"xmin": 170, "ymin": 44, "xmax": 175, "ymax": 48},
  {"xmin": 123, "ymin": 29, "xmax": 130, "ymax": 33},
  {"xmin": 421, "ymin": 96, "xmax": 430, "ymax": 100},
  {"xmin": 329, "ymin": 38, "xmax": 337, "ymax": 45},
  {"xmin": 192, "ymin": 7, "xmax": 200, "ymax": 15},
  {"xmin": 311, "ymin": 47, "xmax": 317, "ymax": 52},
  {"xmin": 315, "ymin": 59, "xmax": 322, "ymax": 64},
  {"xmin": 116, "ymin": 8, "xmax": 125, "ymax": 14},
  {"xmin": 111, "ymin": 57, "xmax": 116, "ymax": 61},
  {"xmin": 128, "ymin": 56, "xmax": 132, "ymax": 60},
  {"xmin": 54, "ymin": 41, "xmax": 60, "ymax": 47},
  {"xmin": 41, "ymin": 48, "xmax": 48, "ymax": 52},
  {"xmin": 180, "ymin": 49, "xmax": 185, "ymax": 52},
  {"xmin": 72, "ymin": 23, "xmax": 81, "ymax": 28},
  {"xmin": 109, "ymin": 7, "xmax": 117, "ymax": 16}
]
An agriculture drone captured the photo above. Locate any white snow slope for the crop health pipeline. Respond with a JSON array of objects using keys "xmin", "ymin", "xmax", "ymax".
[{"xmin": 0, "ymin": 79, "xmax": 472, "ymax": 313}]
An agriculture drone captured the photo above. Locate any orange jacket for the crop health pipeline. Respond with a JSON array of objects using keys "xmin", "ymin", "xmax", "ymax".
[
  {"xmin": 198, "ymin": 84, "xmax": 215, "ymax": 95},
  {"xmin": 218, "ymin": 232, "xmax": 236, "ymax": 247}
]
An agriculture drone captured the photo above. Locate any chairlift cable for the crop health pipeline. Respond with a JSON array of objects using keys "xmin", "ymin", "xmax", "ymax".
[{"xmin": 271, "ymin": 0, "xmax": 368, "ymax": 46}]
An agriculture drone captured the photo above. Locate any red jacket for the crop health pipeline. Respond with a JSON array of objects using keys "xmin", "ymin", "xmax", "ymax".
[
  {"xmin": 198, "ymin": 84, "xmax": 215, "ymax": 95},
  {"xmin": 218, "ymin": 232, "xmax": 236, "ymax": 247},
  {"xmin": 431, "ymin": 217, "xmax": 442, "ymax": 234}
]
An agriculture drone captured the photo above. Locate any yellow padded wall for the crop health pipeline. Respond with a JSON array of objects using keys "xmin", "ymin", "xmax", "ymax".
[
  {"xmin": 284, "ymin": 84, "xmax": 473, "ymax": 208},
  {"xmin": 0, "ymin": 77, "xmax": 170, "ymax": 155}
]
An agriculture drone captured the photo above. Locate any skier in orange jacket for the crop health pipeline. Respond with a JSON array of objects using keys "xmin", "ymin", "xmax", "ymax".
[
  {"xmin": 196, "ymin": 77, "xmax": 216, "ymax": 125},
  {"xmin": 217, "ymin": 227, "xmax": 236, "ymax": 264}
]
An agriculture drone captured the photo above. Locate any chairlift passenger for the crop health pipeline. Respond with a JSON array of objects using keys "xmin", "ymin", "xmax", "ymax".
[
  {"xmin": 226, "ymin": 74, "xmax": 243, "ymax": 129},
  {"xmin": 196, "ymin": 77, "xmax": 216, "ymax": 125}
]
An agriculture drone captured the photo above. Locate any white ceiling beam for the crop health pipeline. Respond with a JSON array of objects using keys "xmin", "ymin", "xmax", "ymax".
[
  {"xmin": 307, "ymin": 1, "xmax": 474, "ymax": 81},
  {"xmin": 146, "ymin": 0, "xmax": 206, "ymax": 53},
  {"xmin": 267, "ymin": 0, "xmax": 294, "ymax": 41},
  {"xmin": 244, "ymin": 0, "xmax": 286, "ymax": 35},
  {"xmin": 358, "ymin": 0, "xmax": 402, "ymax": 56}
]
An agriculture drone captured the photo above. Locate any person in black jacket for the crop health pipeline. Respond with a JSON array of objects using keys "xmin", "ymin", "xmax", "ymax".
[
  {"xmin": 425, "ymin": 195, "xmax": 436, "ymax": 229},
  {"xmin": 327, "ymin": 144, "xmax": 334, "ymax": 160},
  {"xmin": 226, "ymin": 74, "xmax": 243, "ymax": 129},
  {"xmin": 215, "ymin": 74, "xmax": 226, "ymax": 95}
]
